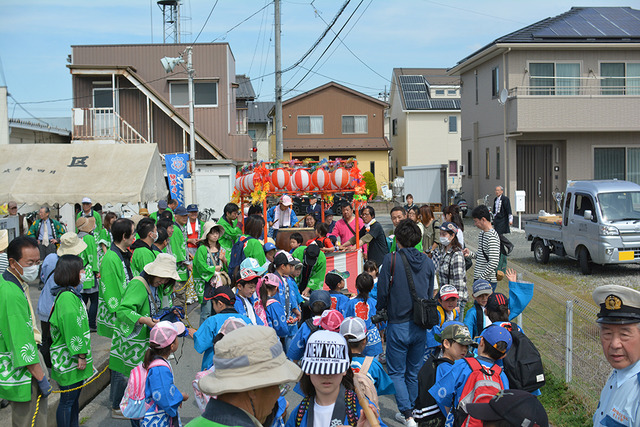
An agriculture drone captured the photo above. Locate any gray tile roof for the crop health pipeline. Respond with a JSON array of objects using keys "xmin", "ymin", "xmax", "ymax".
[
  {"xmin": 455, "ymin": 7, "xmax": 640, "ymax": 67},
  {"xmin": 247, "ymin": 101, "xmax": 274, "ymax": 123},
  {"xmin": 236, "ymin": 75, "xmax": 256, "ymax": 100}
]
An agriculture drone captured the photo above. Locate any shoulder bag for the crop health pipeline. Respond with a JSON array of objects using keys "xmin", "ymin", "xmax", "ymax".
[{"xmin": 398, "ymin": 251, "xmax": 438, "ymax": 329}]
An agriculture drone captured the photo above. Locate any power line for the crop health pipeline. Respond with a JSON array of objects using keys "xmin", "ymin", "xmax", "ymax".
[
  {"xmin": 210, "ymin": 2, "xmax": 273, "ymax": 42},
  {"xmin": 281, "ymin": 0, "xmax": 351, "ymax": 74},
  {"xmin": 284, "ymin": 0, "xmax": 365, "ymax": 95},
  {"xmin": 248, "ymin": 0, "xmax": 271, "ymax": 75},
  {"xmin": 8, "ymin": 94, "xmax": 51, "ymax": 126},
  {"xmin": 294, "ymin": 66, "xmax": 383, "ymax": 91},
  {"xmin": 191, "ymin": 0, "xmax": 219, "ymax": 45}
]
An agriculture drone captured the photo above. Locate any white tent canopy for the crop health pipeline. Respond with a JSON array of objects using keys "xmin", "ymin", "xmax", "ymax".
[{"xmin": 0, "ymin": 144, "xmax": 168, "ymax": 205}]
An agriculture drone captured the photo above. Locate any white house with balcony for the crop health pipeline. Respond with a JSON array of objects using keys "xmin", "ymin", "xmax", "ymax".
[{"xmin": 449, "ymin": 6, "xmax": 640, "ymax": 213}]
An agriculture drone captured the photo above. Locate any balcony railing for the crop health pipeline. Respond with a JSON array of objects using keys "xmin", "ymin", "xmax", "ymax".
[
  {"xmin": 72, "ymin": 108, "xmax": 149, "ymax": 144},
  {"xmin": 509, "ymin": 85, "xmax": 640, "ymax": 96}
]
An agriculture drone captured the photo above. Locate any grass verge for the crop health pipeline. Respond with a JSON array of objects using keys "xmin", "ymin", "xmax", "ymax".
[{"xmin": 539, "ymin": 369, "xmax": 593, "ymax": 426}]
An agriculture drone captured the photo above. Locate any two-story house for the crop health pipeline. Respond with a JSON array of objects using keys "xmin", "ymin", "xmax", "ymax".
[
  {"xmin": 389, "ymin": 68, "xmax": 462, "ymax": 193},
  {"xmin": 248, "ymin": 101, "xmax": 274, "ymax": 162},
  {"xmin": 68, "ymin": 43, "xmax": 253, "ymax": 209},
  {"xmin": 449, "ymin": 7, "xmax": 640, "ymax": 213},
  {"xmin": 278, "ymin": 82, "xmax": 391, "ymax": 192}
]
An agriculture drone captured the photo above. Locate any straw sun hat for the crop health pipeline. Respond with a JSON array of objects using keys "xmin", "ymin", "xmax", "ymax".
[
  {"xmin": 143, "ymin": 253, "xmax": 181, "ymax": 281},
  {"xmin": 76, "ymin": 216, "xmax": 96, "ymax": 233},
  {"xmin": 198, "ymin": 325, "xmax": 302, "ymax": 396},
  {"xmin": 57, "ymin": 232, "xmax": 88, "ymax": 256},
  {"xmin": 200, "ymin": 221, "xmax": 225, "ymax": 241}
]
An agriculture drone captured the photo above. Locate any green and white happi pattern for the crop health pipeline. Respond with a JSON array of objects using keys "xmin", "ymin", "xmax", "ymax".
[
  {"xmin": 109, "ymin": 278, "xmax": 154, "ymax": 376},
  {"xmin": 49, "ymin": 291, "xmax": 93, "ymax": 386},
  {"xmin": 97, "ymin": 249, "xmax": 131, "ymax": 338},
  {"xmin": 0, "ymin": 279, "xmax": 39, "ymax": 402}
]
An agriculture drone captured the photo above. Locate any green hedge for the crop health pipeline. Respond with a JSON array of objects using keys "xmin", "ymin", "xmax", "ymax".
[{"xmin": 363, "ymin": 171, "xmax": 377, "ymax": 199}]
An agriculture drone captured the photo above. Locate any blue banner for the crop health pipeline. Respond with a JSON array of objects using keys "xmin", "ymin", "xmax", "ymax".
[{"xmin": 165, "ymin": 153, "xmax": 190, "ymax": 207}]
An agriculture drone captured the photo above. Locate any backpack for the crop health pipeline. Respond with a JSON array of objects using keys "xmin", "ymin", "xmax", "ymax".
[
  {"xmin": 413, "ymin": 355, "xmax": 453, "ymax": 424},
  {"xmin": 352, "ymin": 356, "xmax": 379, "ymax": 409},
  {"xmin": 502, "ymin": 322, "xmax": 545, "ymax": 392},
  {"xmin": 120, "ymin": 358, "xmax": 171, "ymax": 419},
  {"xmin": 454, "ymin": 358, "xmax": 504, "ymax": 427},
  {"xmin": 228, "ymin": 235, "xmax": 255, "ymax": 280},
  {"xmin": 305, "ymin": 317, "xmax": 321, "ymax": 335}
]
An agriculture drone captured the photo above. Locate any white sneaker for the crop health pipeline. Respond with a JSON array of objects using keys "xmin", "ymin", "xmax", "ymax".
[
  {"xmin": 405, "ymin": 418, "xmax": 418, "ymax": 427},
  {"xmin": 395, "ymin": 413, "xmax": 406, "ymax": 424}
]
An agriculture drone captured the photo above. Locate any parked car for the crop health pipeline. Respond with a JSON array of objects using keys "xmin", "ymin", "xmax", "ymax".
[{"xmin": 525, "ymin": 180, "xmax": 640, "ymax": 274}]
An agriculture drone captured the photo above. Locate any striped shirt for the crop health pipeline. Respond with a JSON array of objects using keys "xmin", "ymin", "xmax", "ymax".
[{"xmin": 471, "ymin": 228, "xmax": 500, "ymax": 282}]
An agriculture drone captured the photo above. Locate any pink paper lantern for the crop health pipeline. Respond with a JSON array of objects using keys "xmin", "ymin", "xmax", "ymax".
[
  {"xmin": 311, "ymin": 169, "xmax": 331, "ymax": 190},
  {"xmin": 271, "ymin": 168, "xmax": 290, "ymax": 189},
  {"xmin": 331, "ymin": 167, "xmax": 350, "ymax": 189},
  {"xmin": 292, "ymin": 169, "xmax": 311, "ymax": 191}
]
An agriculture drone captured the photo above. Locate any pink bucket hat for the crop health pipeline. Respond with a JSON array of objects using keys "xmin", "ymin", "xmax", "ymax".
[{"xmin": 150, "ymin": 321, "xmax": 186, "ymax": 348}]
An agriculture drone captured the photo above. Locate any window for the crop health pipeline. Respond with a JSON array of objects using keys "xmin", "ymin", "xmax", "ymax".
[
  {"xmin": 447, "ymin": 89, "xmax": 457, "ymax": 96},
  {"xmin": 530, "ymin": 63, "xmax": 580, "ymax": 95},
  {"xmin": 370, "ymin": 161, "xmax": 375, "ymax": 176},
  {"xmin": 574, "ymin": 193, "xmax": 597, "ymax": 222},
  {"xmin": 297, "ymin": 116, "xmax": 323, "ymax": 134},
  {"xmin": 448, "ymin": 116, "xmax": 458, "ymax": 133},
  {"xmin": 467, "ymin": 150, "xmax": 472, "ymax": 177},
  {"xmin": 236, "ymin": 108, "xmax": 247, "ymax": 134},
  {"xmin": 170, "ymin": 81, "xmax": 218, "ymax": 107},
  {"xmin": 448, "ymin": 160, "xmax": 458, "ymax": 177},
  {"xmin": 595, "ymin": 147, "xmax": 640, "ymax": 185},
  {"xmin": 485, "ymin": 148, "xmax": 490, "ymax": 179},
  {"xmin": 342, "ymin": 115, "xmax": 367, "ymax": 134},
  {"xmin": 392, "ymin": 118, "xmax": 397, "ymax": 136},
  {"xmin": 395, "ymin": 159, "xmax": 398, "ymax": 176},
  {"xmin": 601, "ymin": 63, "xmax": 640, "ymax": 95},
  {"xmin": 248, "ymin": 129, "xmax": 257, "ymax": 140},
  {"xmin": 496, "ymin": 147, "xmax": 500, "ymax": 180},
  {"xmin": 93, "ymin": 88, "xmax": 116, "ymax": 108},
  {"xmin": 435, "ymin": 89, "xmax": 445, "ymax": 96},
  {"xmin": 491, "ymin": 67, "xmax": 499, "ymax": 98}
]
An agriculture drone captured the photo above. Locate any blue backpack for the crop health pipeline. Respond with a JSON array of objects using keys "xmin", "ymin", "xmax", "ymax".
[{"xmin": 228, "ymin": 235, "xmax": 255, "ymax": 280}]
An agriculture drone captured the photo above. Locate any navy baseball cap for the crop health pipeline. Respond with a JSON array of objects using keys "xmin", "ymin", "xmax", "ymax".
[
  {"xmin": 174, "ymin": 206, "xmax": 187, "ymax": 216},
  {"xmin": 158, "ymin": 200, "xmax": 168, "ymax": 209},
  {"xmin": 309, "ymin": 290, "xmax": 331, "ymax": 310},
  {"xmin": 186, "ymin": 204, "xmax": 199, "ymax": 212}
]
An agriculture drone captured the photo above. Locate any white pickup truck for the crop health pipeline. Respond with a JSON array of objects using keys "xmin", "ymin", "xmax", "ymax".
[{"xmin": 524, "ymin": 180, "xmax": 640, "ymax": 274}]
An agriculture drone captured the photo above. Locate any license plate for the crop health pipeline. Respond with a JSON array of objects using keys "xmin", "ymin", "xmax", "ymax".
[{"xmin": 619, "ymin": 251, "xmax": 634, "ymax": 261}]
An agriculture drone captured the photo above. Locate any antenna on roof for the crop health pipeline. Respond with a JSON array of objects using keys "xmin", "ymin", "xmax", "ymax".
[{"xmin": 158, "ymin": 0, "xmax": 181, "ymax": 43}]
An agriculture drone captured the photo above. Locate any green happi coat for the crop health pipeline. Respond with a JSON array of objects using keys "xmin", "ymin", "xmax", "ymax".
[
  {"xmin": 292, "ymin": 246, "xmax": 327, "ymax": 291},
  {"xmin": 218, "ymin": 216, "xmax": 242, "ymax": 255},
  {"xmin": 0, "ymin": 278, "xmax": 40, "ymax": 402},
  {"xmin": 193, "ymin": 245, "xmax": 224, "ymax": 304},
  {"xmin": 97, "ymin": 248, "xmax": 131, "ymax": 338},
  {"xmin": 131, "ymin": 245, "xmax": 159, "ymax": 277},
  {"xmin": 49, "ymin": 291, "xmax": 94, "ymax": 386},
  {"xmin": 79, "ymin": 233, "xmax": 99, "ymax": 290},
  {"xmin": 241, "ymin": 235, "xmax": 267, "ymax": 266},
  {"xmin": 97, "ymin": 228, "xmax": 112, "ymax": 265},
  {"xmin": 109, "ymin": 278, "xmax": 157, "ymax": 376},
  {"xmin": 170, "ymin": 223, "xmax": 189, "ymax": 281}
]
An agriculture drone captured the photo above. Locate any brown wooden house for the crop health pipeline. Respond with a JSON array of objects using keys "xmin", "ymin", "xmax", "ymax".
[{"xmin": 69, "ymin": 43, "xmax": 252, "ymax": 162}]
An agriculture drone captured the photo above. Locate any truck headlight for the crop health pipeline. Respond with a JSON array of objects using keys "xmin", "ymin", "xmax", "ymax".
[
  {"xmin": 605, "ymin": 248, "xmax": 614, "ymax": 256},
  {"xmin": 599, "ymin": 225, "xmax": 620, "ymax": 236}
]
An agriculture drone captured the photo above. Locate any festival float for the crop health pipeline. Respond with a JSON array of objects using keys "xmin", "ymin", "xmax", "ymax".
[{"xmin": 232, "ymin": 158, "xmax": 369, "ymax": 292}]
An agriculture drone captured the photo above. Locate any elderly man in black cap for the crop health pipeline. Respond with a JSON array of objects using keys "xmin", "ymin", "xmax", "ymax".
[{"xmin": 592, "ymin": 285, "xmax": 640, "ymax": 426}]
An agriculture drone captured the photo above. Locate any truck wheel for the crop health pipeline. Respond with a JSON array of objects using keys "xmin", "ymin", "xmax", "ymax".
[
  {"xmin": 533, "ymin": 240, "xmax": 550, "ymax": 264},
  {"xmin": 578, "ymin": 247, "xmax": 592, "ymax": 275}
]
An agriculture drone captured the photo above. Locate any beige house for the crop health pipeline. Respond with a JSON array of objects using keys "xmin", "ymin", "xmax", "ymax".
[
  {"xmin": 388, "ymin": 68, "xmax": 462, "ymax": 192},
  {"xmin": 449, "ymin": 7, "xmax": 640, "ymax": 213}
]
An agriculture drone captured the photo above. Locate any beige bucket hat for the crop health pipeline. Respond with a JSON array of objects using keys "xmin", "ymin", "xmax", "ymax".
[
  {"xmin": 143, "ymin": 253, "xmax": 181, "ymax": 281},
  {"xmin": 57, "ymin": 232, "xmax": 88, "ymax": 256},
  {"xmin": 0, "ymin": 230, "xmax": 8, "ymax": 252},
  {"xmin": 76, "ymin": 216, "xmax": 96, "ymax": 233},
  {"xmin": 200, "ymin": 221, "xmax": 225, "ymax": 241},
  {"xmin": 198, "ymin": 325, "xmax": 302, "ymax": 396}
]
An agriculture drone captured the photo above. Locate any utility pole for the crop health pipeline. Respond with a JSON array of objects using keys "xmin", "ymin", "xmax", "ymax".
[
  {"xmin": 275, "ymin": 0, "xmax": 283, "ymax": 160},
  {"xmin": 186, "ymin": 47, "xmax": 197, "ymax": 203}
]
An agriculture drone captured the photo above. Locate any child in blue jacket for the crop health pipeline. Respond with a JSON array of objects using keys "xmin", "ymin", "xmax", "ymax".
[
  {"xmin": 254, "ymin": 273, "xmax": 289, "ymax": 338},
  {"xmin": 326, "ymin": 269, "xmax": 350, "ymax": 315},
  {"xmin": 425, "ymin": 285, "xmax": 461, "ymax": 358},
  {"xmin": 343, "ymin": 273, "xmax": 383, "ymax": 357}
]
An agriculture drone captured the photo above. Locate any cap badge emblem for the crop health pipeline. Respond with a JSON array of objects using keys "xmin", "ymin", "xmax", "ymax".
[{"xmin": 605, "ymin": 295, "xmax": 622, "ymax": 311}]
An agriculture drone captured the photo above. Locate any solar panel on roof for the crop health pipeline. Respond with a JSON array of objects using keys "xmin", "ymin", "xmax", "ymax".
[{"xmin": 398, "ymin": 75, "xmax": 424, "ymax": 84}]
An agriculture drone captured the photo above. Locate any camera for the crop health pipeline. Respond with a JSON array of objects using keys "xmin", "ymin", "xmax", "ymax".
[{"xmin": 371, "ymin": 309, "xmax": 388, "ymax": 324}]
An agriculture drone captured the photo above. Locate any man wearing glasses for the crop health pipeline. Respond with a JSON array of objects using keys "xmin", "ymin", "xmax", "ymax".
[{"xmin": 340, "ymin": 206, "xmax": 389, "ymax": 266}]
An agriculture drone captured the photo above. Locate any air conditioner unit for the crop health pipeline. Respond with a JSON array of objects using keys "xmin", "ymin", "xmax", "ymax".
[{"xmin": 459, "ymin": 164, "xmax": 466, "ymax": 176}]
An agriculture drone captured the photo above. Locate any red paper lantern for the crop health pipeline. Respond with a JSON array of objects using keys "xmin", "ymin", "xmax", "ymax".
[
  {"xmin": 311, "ymin": 169, "xmax": 331, "ymax": 190},
  {"xmin": 285, "ymin": 179, "xmax": 294, "ymax": 192},
  {"xmin": 271, "ymin": 168, "xmax": 290, "ymax": 189},
  {"xmin": 234, "ymin": 176, "xmax": 243, "ymax": 192},
  {"xmin": 292, "ymin": 169, "xmax": 311, "ymax": 191},
  {"xmin": 331, "ymin": 167, "xmax": 350, "ymax": 189},
  {"xmin": 243, "ymin": 173, "xmax": 256, "ymax": 192}
]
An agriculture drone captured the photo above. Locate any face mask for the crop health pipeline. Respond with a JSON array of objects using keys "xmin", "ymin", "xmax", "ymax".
[
  {"xmin": 80, "ymin": 272, "xmax": 87, "ymax": 283},
  {"xmin": 439, "ymin": 236, "xmax": 451, "ymax": 246},
  {"xmin": 153, "ymin": 232, "xmax": 159, "ymax": 242},
  {"xmin": 19, "ymin": 263, "xmax": 39, "ymax": 283}
]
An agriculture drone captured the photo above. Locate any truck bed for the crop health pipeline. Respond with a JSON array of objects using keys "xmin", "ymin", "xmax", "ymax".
[{"xmin": 524, "ymin": 219, "xmax": 563, "ymax": 242}]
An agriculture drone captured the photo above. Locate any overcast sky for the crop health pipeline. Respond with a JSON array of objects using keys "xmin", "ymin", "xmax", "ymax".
[{"xmin": 0, "ymin": 0, "xmax": 619, "ymax": 118}]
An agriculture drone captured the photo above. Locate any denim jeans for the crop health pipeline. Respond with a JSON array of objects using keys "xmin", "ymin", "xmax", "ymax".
[
  {"xmin": 386, "ymin": 321, "xmax": 427, "ymax": 417},
  {"xmin": 200, "ymin": 300, "xmax": 212, "ymax": 327},
  {"xmin": 110, "ymin": 370, "xmax": 128, "ymax": 410},
  {"xmin": 57, "ymin": 381, "xmax": 83, "ymax": 427},
  {"xmin": 82, "ymin": 291, "xmax": 98, "ymax": 330}
]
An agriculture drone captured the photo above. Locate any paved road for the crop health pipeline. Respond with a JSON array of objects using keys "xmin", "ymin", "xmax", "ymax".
[{"xmin": 78, "ymin": 303, "xmax": 405, "ymax": 427}]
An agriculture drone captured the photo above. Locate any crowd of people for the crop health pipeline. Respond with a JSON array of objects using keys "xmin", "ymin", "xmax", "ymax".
[{"xmin": 0, "ymin": 192, "xmax": 637, "ymax": 427}]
